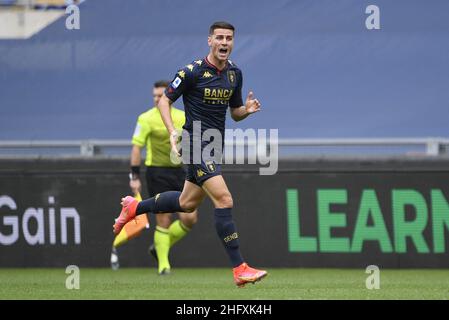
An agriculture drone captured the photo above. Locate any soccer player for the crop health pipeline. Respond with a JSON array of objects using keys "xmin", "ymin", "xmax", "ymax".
[
  {"xmin": 113, "ymin": 21, "xmax": 267, "ymax": 287},
  {"xmin": 113, "ymin": 80, "xmax": 198, "ymax": 275}
]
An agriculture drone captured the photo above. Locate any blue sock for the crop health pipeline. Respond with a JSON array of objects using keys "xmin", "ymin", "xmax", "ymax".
[
  {"xmin": 136, "ymin": 191, "xmax": 182, "ymax": 215},
  {"xmin": 214, "ymin": 208, "xmax": 244, "ymax": 268}
]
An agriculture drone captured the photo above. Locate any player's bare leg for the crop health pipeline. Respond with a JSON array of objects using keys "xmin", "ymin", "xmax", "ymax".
[
  {"xmin": 202, "ymin": 175, "xmax": 267, "ymax": 287},
  {"xmin": 179, "ymin": 180, "xmax": 206, "ymax": 212},
  {"xmin": 202, "ymin": 175, "xmax": 233, "ymax": 208},
  {"xmin": 178, "ymin": 210, "xmax": 198, "ymax": 229},
  {"xmin": 156, "ymin": 213, "xmax": 172, "ymax": 229}
]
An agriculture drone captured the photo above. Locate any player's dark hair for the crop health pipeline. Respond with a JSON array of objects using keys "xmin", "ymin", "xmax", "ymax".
[
  {"xmin": 209, "ymin": 21, "xmax": 235, "ymax": 35},
  {"xmin": 154, "ymin": 80, "xmax": 170, "ymax": 88}
]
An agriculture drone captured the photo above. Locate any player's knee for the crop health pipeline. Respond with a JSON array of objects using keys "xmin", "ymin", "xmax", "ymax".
[
  {"xmin": 217, "ymin": 194, "xmax": 233, "ymax": 208},
  {"xmin": 182, "ymin": 211, "xmax": 198, "ymax": 227},
  {"xmin": 179, "ymin": 198, "xmax": 197, "ymax": 213}
]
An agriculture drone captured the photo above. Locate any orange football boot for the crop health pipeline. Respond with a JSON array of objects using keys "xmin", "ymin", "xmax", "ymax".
[
  {"xmin": 233, "ymin": 262, "xmax": 268, "ymax": 288},
  {"xmin": 112, "ymin": 196, "xmax": 139, "ymax": 235}
]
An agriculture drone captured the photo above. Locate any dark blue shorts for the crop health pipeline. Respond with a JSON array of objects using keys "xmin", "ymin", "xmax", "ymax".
[
  {"xmin": 181, "ymin": 135, "xmax": 223, "ymax": 186},
  {"xmin": 184, "ymin": 160, "xmax": 222, "ymax": 186}
]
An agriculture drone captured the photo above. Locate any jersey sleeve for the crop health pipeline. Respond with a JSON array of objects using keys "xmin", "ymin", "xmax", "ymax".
[
  {"xmin": 131, "ymin": 114, "xmax": 150, "ymax": 147},
  {"xmin": 229, "ymin": 69, "xmax": 243, "ymax": 108},
  {"xmin": 165, "ymin": 66, "xmax": 195, "ymax": 103}
]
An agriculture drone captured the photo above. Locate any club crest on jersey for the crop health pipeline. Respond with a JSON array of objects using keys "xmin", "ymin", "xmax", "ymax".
[
  {"xmin": 228, "ymin": 70, "xmax": 236, "ymax": 85},
  {"xmin": 172, "ymin": 77, "xmax": 181, "ymax": 89}
]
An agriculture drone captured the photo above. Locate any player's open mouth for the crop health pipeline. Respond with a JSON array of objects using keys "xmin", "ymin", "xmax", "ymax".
[{"xmin": 219, "ymin": 48, "xmax": 228, "ymax": 55}]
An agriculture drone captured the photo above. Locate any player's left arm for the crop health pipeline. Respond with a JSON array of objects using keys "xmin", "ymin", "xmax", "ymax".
[{"xmin": 230, "ymin": 91, "xmax": 261, "ymax": 122}]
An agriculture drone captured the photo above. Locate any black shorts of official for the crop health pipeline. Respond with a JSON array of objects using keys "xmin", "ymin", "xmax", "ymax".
[
  {"xmin": 145, "ymin": 166, "xmax": 185, "ymax": 198},
  {"xmin": 184, "ymin": 160, "xmax": 222, "ymax": 187}
]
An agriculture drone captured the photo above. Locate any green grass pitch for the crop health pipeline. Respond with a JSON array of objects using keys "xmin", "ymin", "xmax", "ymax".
[{"xmin": 0, "ymin": 268, "xmax": 448, "ymax": 299}]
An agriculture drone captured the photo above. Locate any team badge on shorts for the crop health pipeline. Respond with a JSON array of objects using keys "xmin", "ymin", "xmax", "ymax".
[{"xmin": 205, "ymin": 161, "xmax": 216, "ymax": 173}]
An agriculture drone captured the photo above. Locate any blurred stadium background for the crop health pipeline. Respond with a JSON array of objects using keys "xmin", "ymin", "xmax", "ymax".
[{"xmin": 0, "ymin": 0, "xmax": 448, "ymax": 299}]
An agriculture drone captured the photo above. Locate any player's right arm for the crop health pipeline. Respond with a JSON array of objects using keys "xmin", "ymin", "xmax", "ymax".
[
  {"xmin": 158, "ymin": 94, "xmax": 179, "ymax": 156},
  {"xmin": 159, "ymin": 65, "xmax": 195, "ymax": 157}
]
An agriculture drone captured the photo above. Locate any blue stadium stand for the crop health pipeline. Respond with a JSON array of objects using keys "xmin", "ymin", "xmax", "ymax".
[
  {"xmin": 0, "ymin": 0, "xmax": 17, "ymax": 5},
  {"xmin": 0, "ymin": 0, "xmax": 448, "ymax": 140}
]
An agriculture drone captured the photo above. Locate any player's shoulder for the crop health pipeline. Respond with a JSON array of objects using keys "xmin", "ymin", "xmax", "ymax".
[
  {"xmin": 178, "ymin": 58, "xmax": 204, "ymax": 76},
  {"xmin": 191, "ymin": 58, "xmax": 206, "ymax": 69},
  {"xmin": 227, "ymin": 59, "xmax": 241, "ymax": 72}
]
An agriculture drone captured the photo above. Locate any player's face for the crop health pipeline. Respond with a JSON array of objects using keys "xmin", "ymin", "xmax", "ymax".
[
  {"xmin": 208, "ymin": 28, "xmax": 234, "ymax": 63},
  {"xmin": 153, "ymin": 87, "xmax": 165, "ymax": 106}
]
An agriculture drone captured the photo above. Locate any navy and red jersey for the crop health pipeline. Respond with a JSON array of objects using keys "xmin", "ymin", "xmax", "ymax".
[{"xmin": 165, "ymin": 57, "xmax": 243, "ymax": 137}]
